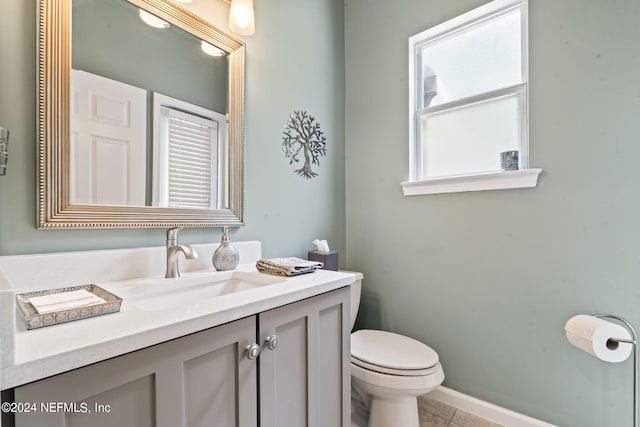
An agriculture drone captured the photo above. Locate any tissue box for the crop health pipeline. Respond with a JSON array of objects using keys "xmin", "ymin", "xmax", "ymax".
[{"xmin": 307, "ymin": 250, "xmax": 338, "ymax": 271}]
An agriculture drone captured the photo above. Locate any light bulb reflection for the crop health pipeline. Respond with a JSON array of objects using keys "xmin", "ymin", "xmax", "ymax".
[
  {"xmin": 139, "ymin": 9, "xmax": 170, "ymax": 29},
  {"xmin": 201, "ymin": 41, "xmax": 225, "ymax": 57}
]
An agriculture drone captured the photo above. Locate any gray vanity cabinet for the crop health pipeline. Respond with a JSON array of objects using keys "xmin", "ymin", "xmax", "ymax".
[
  {"xmin": 259, "ymin": 286, "xmax": 350, "ymax": 427},
  {"xmin": 12, "ymin": 286, "xmax": 350, "ymax": 427},
  {"xmin": 14, "ymin": 315, "xmax": 258, "ymax": 427}
]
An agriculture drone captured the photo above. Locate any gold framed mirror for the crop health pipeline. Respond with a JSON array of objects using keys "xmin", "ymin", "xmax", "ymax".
[{"xmin": 37, "ymin": 0, "xmax": 245, "ymax": 228}]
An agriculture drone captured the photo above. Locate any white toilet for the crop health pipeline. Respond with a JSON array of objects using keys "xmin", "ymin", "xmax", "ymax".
[{"xmin": 350, "ymin": 274, "xmax": 445, "ymax": 427}]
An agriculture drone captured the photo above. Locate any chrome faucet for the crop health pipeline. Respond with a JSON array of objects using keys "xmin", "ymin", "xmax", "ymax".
[{"xmin": 165, "ymin": 227, "xmax": 198, "ymax": 278}]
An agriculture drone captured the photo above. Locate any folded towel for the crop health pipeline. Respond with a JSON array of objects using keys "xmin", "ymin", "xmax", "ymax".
[
  {"xmin": 256, "ymin": 257, "xmax": 323, "ymax": 276},
  {"xmin": 29, "ymin": 289, "xmax": 106, "ymax": 314}
]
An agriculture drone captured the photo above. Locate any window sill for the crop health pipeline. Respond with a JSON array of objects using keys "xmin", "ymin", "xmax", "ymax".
[{"xmin": 400, "ymin": 168, "xmax": 542, "ymax": 196}]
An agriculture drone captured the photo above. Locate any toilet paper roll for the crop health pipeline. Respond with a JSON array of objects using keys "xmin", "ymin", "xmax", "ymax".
[{"xmin": 564, "ymin": 314, "xmax": 633, "ymax": 363}]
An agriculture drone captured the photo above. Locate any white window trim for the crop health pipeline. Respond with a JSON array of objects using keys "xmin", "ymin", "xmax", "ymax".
[
  {"xmin": 401, "ymin": 168, "xmax": 542, "ymax": 196},
  {"xmin": 405, "ymin": 0, "xmax": 541, "ymax": 196},
  {"xmin": 151, "ymin": 92, "xmax": 228, "ymax": 209}
]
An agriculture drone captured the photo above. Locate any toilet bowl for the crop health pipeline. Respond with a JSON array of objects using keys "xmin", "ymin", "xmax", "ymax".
[{"xmin": 349, "ymin": 274, "xmax": 444, "ymax": 427}]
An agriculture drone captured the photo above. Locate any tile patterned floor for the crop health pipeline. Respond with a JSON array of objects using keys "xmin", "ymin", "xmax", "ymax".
[{"xmin": 418, "ymin": 395, "xmax": 504, "ymax": 427}]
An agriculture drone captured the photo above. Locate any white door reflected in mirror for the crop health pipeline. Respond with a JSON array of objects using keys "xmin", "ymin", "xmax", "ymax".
[{"xmin": 70, "ymin": 70, "xmax": 147, "ymax": 205}]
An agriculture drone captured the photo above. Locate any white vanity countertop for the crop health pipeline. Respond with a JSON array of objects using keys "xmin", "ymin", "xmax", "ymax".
[{"xmin": 0, "ymin": 243, "xmax": 356, "ymax": 389}]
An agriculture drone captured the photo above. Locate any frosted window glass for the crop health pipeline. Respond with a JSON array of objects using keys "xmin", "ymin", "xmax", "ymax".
[
  {"xmin": 418, "ymin": 9, "xmax": 522, "ymax": 109},
  {"xmin": 419, "ymin": 93, "xmax": 521, "ymax": 178}
]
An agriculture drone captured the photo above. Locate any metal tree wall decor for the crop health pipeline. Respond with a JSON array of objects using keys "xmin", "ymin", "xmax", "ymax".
[{"xmin": 282, "ymin": 110, "xmax": 327, "ymax": 179}]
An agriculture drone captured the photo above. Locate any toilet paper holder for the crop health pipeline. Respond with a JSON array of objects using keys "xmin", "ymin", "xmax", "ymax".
[{"xmin": 593, "ymin": 314, "xmax": 638, "ymax": 427}]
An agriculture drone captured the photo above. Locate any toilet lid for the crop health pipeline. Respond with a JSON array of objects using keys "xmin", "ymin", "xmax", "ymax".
[{"xmin": 351, "ymin": 330, "xmax": 439, "ymax": 371}]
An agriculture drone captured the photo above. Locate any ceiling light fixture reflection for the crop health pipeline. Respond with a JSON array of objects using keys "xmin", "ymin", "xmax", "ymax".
[
  {"xmin": 201, "ymin": 41, "xmax": 226, "ymax": 57},
  {"xmin": 139, "ymin": 9, "xmax": 170, "ymax": 29}
]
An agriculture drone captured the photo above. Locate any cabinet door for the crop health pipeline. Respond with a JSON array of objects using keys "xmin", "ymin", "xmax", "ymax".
[
  {"xmin": 258, "ymin": 287, "xmax": 350, "ymax": 427},
  {"xmin": 14, "ymin": 316, "xmax": 257, "ymax": 427}
]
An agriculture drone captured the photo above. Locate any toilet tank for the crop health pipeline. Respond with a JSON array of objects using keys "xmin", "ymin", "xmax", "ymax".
[{"xmin": 343, "ymin": 271, "xmax": 363, "ymax": 330}]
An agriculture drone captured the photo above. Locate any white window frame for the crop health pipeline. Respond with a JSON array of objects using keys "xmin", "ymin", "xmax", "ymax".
[
  {"xmin": 402, "ymin": 0, "xmax": 541, "ymax": 196},
  {"xmin": 151, "ymin": 92, "xmax": 228, "ymax": 209}
]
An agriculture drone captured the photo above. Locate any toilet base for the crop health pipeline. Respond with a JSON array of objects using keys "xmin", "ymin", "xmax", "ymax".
[
  {"xmin": 368, "ymin": 396, "xmax": 419, "ymax": 427},
  {"xmin": 350, "ymin": 362, "xmax": 444, "ymax": 427}
]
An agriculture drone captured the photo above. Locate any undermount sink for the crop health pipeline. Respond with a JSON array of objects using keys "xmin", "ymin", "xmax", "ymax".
[{"xmin": 113, "ymin": 271, "xmax": 285, "ymax": 311}]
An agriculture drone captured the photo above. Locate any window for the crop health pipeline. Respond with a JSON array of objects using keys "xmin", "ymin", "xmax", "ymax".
[
  {"xmin": 152, "ymin": 93, "xmax": 228, "ymax": 209},
  {"xmin": 403, "ymin": 0, "xmax": 540, "ymax": 195},
  {"xmin": 164, "ymin": 108, "xmax": 218, "ymax": 208}
]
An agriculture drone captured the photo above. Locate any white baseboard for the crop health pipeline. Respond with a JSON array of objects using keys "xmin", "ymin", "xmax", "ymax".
[{"xmin": 429, "ymin": 386, "xmax": 557, "ymax": 427}]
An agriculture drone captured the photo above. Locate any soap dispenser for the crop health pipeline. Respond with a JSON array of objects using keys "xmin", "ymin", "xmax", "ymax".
[{"xmin": 212, "ymin": 226, "xmax": 239, "ymax": 271}]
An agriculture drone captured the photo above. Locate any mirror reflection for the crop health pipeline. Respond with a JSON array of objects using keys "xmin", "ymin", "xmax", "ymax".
[
  {"xmin": 37, "ymin": 0, "xmax": 245, "ymax": 228},
  {"xmin": 71, "ymin": 0, "xmax": 229, "ymax": 209}
]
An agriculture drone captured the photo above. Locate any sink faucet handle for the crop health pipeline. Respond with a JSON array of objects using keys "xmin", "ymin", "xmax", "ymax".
[{"xmin": 167, "ymin": 227, "xmax": 183, "ymax": 246}]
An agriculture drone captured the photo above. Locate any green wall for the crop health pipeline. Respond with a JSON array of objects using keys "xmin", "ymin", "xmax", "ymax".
[
  {"xmin": 345, "ymin": 0, "xmax": 640, "ymax": 426},
  {"xmin": 0, "ymin": 0, "xmax": 345, "ymax": 260},
  {"xmin": 3, "ymin": 0, "xmax": 639, "ymax": 424}
]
